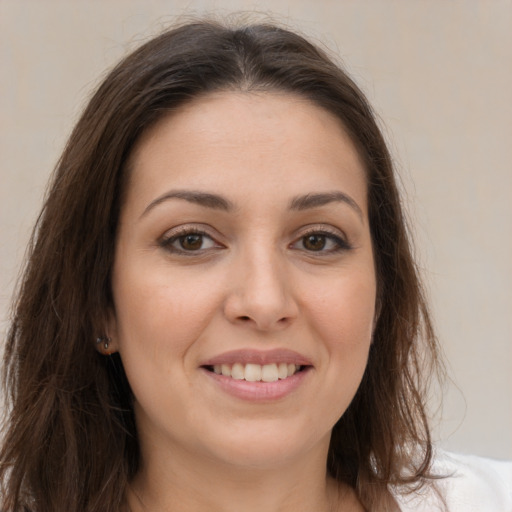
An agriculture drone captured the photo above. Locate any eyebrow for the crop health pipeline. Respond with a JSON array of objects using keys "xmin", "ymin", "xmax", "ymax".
[
  {"xmin": 289, "ymin": 192, "xmax": 363, "ymax": 220},
  {"xmin": 140, "ymin": 189, "xmax": 363, "ymax": 220},
  {"xmin": 141, "ymin": 190, "xmax": 233, "ymax": 218}
]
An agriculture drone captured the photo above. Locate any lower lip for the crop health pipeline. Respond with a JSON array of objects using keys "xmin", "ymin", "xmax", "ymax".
[{"xmin": 201, "ymin": 367, "xmax": 311, "ymax": 402}]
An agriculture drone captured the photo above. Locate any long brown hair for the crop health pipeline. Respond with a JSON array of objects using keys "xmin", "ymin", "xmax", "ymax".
[{"xmin": 1, "ymin": 18, "xmax": 444, "ymax": 512}]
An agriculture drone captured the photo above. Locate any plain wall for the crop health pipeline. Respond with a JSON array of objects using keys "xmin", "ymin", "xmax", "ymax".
[{"xmin": 1, "ymin": 0, "xmax": 511, "ymax": 459}]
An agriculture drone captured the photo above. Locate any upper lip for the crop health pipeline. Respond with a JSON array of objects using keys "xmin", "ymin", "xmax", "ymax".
[{"xmin": 200, "ymin": 348, "xmax": 313, "ymax": 367}]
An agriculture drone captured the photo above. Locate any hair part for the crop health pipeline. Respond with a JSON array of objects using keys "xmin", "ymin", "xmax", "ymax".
[{"xmin": 1, "ymin": 18, "xmax": 444, "ymax": 512}]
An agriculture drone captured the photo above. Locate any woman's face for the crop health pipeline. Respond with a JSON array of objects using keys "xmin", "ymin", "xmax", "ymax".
[{"xmin": 108, "ymin": 92, "xmax": 377, "ymax": 470}]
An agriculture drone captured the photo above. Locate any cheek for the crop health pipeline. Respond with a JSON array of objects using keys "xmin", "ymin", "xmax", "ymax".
[
  {"xmin": 110, "ymin": 265, "xmax": 225, "ymax": 422},
  {"xmin": 301, "ymin": 269, "xmax": 376, "ymax": 411},
  {"xmin": 110, "ymin": 258, "xmax": 231, "ymax": 374},
  {"xmin": 304, "ymin": 270, "xmax": 377, "ymax": 349}
]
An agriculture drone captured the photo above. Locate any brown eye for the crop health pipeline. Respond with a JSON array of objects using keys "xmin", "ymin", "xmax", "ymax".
[
  {"xmin": 179, "ymin": 234, "xmax": 204, "ymax": 250},
  {"xmin": 160, "ymin": 230, "xmax": 220, "ymax": 254},
  {"xmin": 291, "ymin": 229, "xmax": 350, "ymax": 254},
  {"xmin": 302, "ymin": 234, "xmax": 326, "ymax": 251}
]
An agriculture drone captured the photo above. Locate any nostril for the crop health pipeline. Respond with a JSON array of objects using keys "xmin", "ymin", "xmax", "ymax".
[{"xmin": 239, "ymin": 316, "xmax": 251, "ymax": 321}]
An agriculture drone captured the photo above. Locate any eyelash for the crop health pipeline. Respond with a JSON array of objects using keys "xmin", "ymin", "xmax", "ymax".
[
  {"xmin": 291, "ymin": 228, "xmax": 352, "ymax": 254},
  {"xmin": 159, "ymin": 226, "xmax": 352, "ymax": 255},
  {"xmin": 159, "ymin": 227, "xmax": 221, "ymax": 255}
]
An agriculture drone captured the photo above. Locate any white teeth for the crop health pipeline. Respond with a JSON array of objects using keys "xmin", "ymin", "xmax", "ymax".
[
  {"xmin": 261, "ymin": 363, "xmax": 279, "ymax": 382},
  {"xmin": 231, "ymin": 362, "xmax": 245, "ymax": 380},
  {"xmin": 244, "ymin": 363, "xmax": 262, "ymax": 382},
  {"xmin": 210, "ymin": 362, "xmax": 303, "ymax": 381},
  {"xmin": 278, "ymin": 362, "xmax": 288, "ymax": 379}
]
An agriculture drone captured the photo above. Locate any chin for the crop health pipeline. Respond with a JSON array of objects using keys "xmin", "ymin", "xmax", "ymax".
[{"xmin": 195, "ymin": 420, "xmax": 331, "ymax": 470}]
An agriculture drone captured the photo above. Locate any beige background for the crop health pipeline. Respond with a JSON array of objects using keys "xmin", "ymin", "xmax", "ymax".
[{"xmin": 1, "ymin": 1, "xmax": 511, "ymax": 459}]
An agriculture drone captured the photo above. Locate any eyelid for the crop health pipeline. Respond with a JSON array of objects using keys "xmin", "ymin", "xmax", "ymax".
[
  {"xmin": 157, "ymin": 223, "xmax": 351, "ymax": 255},
  {"xmin": 290, "ymin": 224, "xmax": 352, "ymax": 252},
  {"xmin": 159, "ymin": 224, "xmax": 224, "ymax": 254}
]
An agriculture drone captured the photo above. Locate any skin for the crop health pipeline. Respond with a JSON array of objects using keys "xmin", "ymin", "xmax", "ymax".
[{"xmin": 106, "ymin": 91, "xmax": 376, "ymax": 512}]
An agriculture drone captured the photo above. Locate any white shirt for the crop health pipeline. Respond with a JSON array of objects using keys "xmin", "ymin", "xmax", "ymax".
[{"xmin": 394, "ymin": 450, "xmax": 512, "ymax": 511}]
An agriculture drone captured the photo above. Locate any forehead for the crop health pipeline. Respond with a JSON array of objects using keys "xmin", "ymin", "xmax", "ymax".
[{"xmin": 125, "ymin": 91, "xmax": 367, "ymax": 213}]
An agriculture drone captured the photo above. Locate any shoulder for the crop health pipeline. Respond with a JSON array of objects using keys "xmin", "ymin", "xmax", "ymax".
[{"xmin": 393, "ymin": 449, "xmax": 512, "ymax": 512}]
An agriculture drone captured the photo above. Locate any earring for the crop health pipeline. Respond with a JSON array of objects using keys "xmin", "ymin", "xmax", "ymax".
[{"xmin": 96, "ymin": 336, "xmax": 111, "ymax": 351}]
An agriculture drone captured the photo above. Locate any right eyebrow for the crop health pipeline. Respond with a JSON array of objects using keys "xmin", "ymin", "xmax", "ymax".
[{"xmin": 140, "ymin": 189, "xmax": 233, "ymax": 219}]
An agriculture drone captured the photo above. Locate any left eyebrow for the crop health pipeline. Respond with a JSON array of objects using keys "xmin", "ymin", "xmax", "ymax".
[{"xmin": 289, "ymin": 192, "xmax": 363, "ymax": 220}]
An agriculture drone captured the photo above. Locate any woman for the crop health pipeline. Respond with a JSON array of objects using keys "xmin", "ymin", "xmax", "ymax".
[{"xmin": 0, "ymin": 18, "xmax": 509, "ymax": 512}]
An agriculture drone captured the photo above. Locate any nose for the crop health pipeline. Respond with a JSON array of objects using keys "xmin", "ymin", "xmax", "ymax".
[{"xmin": 223, "ymin": 247, "xmax": 298, "ymax": 331}]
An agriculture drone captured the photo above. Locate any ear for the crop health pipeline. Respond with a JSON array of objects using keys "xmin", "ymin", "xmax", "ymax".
[{"xmin": 95, "ymin": 308, "xmax": 119, "ymax": 356}]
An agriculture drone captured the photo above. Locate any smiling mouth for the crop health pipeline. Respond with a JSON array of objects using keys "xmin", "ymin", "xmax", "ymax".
[{"xmin": 203, "ymin": 363, "xmax": 307, "ymax": 382}]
